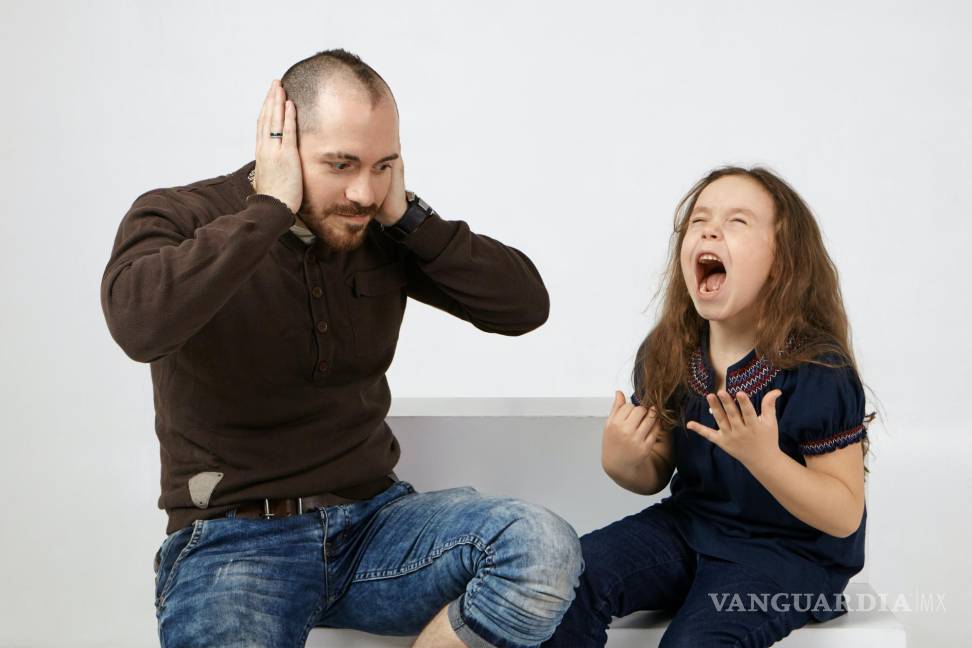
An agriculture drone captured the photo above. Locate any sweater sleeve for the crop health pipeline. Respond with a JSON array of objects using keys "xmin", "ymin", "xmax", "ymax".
[
  {"xmin": 100, "ymin": 191, "xmax": 294, "ymax": 363},
  {"xmin": 398, "ymin": 213, "xmax": 550, "ymax": 336},
  {"xmin": 779, "ymin": 359, "xmax": 868, "ymax": 456}
]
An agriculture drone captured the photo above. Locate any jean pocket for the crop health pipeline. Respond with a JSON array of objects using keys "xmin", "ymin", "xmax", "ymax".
[
  {"xmin": 347, "ymin": 264, "xmax": 407, "ymax": 356},
  {"xmin": 154, "ymin": 520, "xmax": 206, "ymax": 610}
]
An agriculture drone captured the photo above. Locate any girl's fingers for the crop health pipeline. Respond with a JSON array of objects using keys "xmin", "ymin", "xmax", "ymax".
[
  {"xmin": 687, "ymin": 420, "xmax": 719, "ymax": 444},
  {"xmin": 736, "ymin": 391, "xmax": 759, "ymax": 426},
  {"xmin": 609, "ymin": 391, "xmax": 625, "ymax": 416},
  {"xmin": 608, "ymin": 403, "xmax": 631, "ymax": 430},
  {"xmin": 634, "ymin": 408, "xmax": 656, "ymax": 443},
  {"xmin": 641, "ymin": 427, "xmax": 659, "ymax": 451},
  {"xmin": 706, "ymin": 393, "xmax": 731, "ymax": 432},
  {"xmin": 718, "ymin": 390, "xmax": 744, "ymax": 429},
  {"xmin": 625, "ymin": 405, "xmax": 648, "ymax": 428}
]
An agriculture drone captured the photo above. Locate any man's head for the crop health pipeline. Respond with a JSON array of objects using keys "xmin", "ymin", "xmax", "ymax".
[{"xmin": 281, "ymin": 49, "xmax": 399, "ymax": 251}]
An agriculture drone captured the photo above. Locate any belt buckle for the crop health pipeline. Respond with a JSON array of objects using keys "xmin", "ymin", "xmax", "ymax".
[{"xmin": 262, "ymin": 497, "xmax": 303, "ymax": 519}]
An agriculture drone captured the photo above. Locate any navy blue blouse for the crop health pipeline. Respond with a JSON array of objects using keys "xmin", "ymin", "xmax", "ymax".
[{"xmin": 634, "ymin": 326, "xmax": 867, "ymax": 621}]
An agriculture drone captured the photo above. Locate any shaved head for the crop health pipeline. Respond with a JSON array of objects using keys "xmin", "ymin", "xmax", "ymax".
[{"xmin": 281, "ymin": 49, "xmax": 394, "ymax": 135}]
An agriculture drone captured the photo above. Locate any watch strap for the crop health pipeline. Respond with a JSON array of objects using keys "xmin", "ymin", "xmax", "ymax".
[{"xmin": 381, "ymin": 192, "xmax": 436, "ymax": 241}]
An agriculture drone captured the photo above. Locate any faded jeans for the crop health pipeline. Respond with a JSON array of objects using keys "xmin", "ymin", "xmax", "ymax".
[{"xmin": 154, "ymin": 480, "xmax": 583, "ymax": 648}]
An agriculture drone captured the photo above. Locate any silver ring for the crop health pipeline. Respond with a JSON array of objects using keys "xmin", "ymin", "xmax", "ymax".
[{"xmin": 269, "ymin": 132, "xmax": 283, "ymax": 139}]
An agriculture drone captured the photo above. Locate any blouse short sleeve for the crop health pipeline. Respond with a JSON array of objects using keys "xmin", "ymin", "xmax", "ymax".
[{"xmin": 781, "ymin": 359, "xmax": 868, "ymax": 456}]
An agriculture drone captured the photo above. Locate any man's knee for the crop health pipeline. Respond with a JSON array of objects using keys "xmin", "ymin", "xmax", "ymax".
[
  {"xmin": 487, "ymin": 499, "xmax": 584, "ymax": 608},
  {"xmin": 452, "ymin": 499, "xmax": 583, "ymax": 646}
]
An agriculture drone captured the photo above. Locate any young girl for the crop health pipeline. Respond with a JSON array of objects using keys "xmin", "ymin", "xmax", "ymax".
[{"xmin": 543, "ymin": 167, "xmax": 874, "ymax": 647}]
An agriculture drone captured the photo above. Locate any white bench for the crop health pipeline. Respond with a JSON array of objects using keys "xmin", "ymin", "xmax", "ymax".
[{"xmin": 306, "ymin": 399, "xmax": 906, "ymax": 647}]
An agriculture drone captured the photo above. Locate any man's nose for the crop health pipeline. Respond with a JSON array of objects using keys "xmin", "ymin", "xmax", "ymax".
[{"xmin": 346, "ymin": 172, "xmax": 376, "ymax": 207}]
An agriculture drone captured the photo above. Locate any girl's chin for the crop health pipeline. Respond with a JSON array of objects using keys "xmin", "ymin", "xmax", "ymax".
[{"xmin": 693, "ymin": 288, "xmax": 728, "ymax": 309}]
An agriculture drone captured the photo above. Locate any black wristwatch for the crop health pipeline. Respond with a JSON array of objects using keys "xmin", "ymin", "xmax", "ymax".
[{"xmin": 380, "ymin": 191, "xmax": 436, "ymax": 242}]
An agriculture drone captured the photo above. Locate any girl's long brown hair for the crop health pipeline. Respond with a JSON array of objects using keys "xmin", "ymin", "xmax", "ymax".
[{"xmin": 634, "ymin": 166, "xmax": 874, "ymax": 472}]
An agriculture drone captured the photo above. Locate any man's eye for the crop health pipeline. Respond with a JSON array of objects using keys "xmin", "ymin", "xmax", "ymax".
[
  {"xmin": 377, "ymin": 163, "xmax": 392, "ymax": 172},
  {"xmin": 331, "ymin": 162, "xmax": 351, "ymax": 171}
]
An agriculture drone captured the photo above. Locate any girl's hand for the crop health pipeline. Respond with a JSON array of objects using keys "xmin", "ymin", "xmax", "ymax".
[
  {"xmin": 686, "ymin": 389, "xmax": 783, "ymax": 468},
  {"xmin": 601, "ymin": 391, "xmax": 661, "ymax": 482}
]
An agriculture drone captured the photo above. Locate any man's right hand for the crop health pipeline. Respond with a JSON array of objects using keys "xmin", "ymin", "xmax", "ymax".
[{"xmin": 253, "ymin": 79, "xmax": 303, "ymax": 215}]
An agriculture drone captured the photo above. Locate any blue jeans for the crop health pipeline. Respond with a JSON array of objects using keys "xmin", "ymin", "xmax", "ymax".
[
  {"xmin": 153, "ymin": 480, "xmax": 582, "ymax": 648},
  {"xmin": 542, "ymin": 503, "xmax": 822, "ymax": 647}
]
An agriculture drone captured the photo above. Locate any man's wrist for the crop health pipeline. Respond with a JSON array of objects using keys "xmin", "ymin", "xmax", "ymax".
[{"xmin": 380, "ymin": 191, "xmax": 436, "ymax": 242}]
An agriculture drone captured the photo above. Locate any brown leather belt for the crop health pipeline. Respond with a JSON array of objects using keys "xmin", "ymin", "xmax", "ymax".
[{"xmin": 231, "ymin": 475, "xmax": 395, "ymax": 520}]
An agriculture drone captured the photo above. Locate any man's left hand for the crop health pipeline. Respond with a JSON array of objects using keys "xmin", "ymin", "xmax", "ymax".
[{"xmin": 376, "ymin": 158, "xmax": 408, "ymax": 226}]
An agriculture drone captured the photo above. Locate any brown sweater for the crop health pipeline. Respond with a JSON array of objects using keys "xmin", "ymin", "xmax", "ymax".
[{"xmin": 101, "ymin": 161, "xmax": 549, "ymax": 534}]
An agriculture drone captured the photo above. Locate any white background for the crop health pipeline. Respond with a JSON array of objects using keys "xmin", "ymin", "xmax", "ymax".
[{"xmin": 1, "ymin": 1, "xmax": 969, "ymax": 646}]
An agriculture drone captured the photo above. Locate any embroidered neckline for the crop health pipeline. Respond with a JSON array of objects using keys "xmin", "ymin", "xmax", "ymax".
[{"xmin": 687, "ymin": 328, "xmax": 794, "ymax": 399}]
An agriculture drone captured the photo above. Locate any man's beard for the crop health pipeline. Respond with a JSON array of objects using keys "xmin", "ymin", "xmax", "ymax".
[{"xmin": 300, "ymin": 202, "xmax": 379, "ymax": 252}]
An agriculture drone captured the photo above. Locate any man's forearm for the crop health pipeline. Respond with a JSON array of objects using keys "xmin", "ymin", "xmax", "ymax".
[
  {"xmin": 402, "ymin": 214, "xmax": 549, "ymax": 334},
  {"xmin": 102, "ymin": 195, "xmax": 294, "ymax": 362},
  {"xmin": 744, "ymin": 449, "xmax": 864, "ymax": 538}
]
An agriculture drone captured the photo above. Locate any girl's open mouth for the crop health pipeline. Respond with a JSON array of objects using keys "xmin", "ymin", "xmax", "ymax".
[{"xmin": 696, "ymin": 254, "xmax": 728, "ymax": 299}]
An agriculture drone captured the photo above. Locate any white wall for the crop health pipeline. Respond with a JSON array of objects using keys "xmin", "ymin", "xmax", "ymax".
[{"xmin": 1, "ymin": 1, "xmax": 969, "ymax": 646}]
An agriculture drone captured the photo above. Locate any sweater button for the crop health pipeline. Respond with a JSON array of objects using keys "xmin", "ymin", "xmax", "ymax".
[
  {"xmin": 307, "ymin": 252, "xmax": 317, "ymax": 264},
  {"xmin": 311, "ymin": 286, "xmax": 323, "ymax": 299},
  {"xmin": 316, "ymin": 321, "xmax": 329, "ymax": 334}
]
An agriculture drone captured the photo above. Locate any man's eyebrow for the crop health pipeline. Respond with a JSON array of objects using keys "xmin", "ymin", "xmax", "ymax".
[{"xmin": 318, "ymin": 151, "xmax": 400, "ymax": 165}]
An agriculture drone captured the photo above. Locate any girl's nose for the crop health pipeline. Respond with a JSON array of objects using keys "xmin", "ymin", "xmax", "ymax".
[{"xmin": 701, "ymin": 220, "xmax": 723, "ymax": 239}]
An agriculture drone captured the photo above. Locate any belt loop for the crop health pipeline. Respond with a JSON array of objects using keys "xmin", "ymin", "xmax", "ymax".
[{"xmin": 263, "ymin": 498, "xmax": 275, "ymax": 519}]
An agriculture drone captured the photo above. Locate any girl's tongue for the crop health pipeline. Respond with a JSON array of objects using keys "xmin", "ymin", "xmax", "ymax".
[{"xmin": 701, "ymin": 271, "xmax": 727, "ymax": 294}]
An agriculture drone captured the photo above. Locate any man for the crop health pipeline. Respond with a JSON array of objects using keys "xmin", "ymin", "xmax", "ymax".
[{"xmin": 101, "ymin": 49, "xmax": 582, "ymax": 648}]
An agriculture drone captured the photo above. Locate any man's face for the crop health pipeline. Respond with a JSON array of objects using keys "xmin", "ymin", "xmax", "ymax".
[{"xmin": 296, "ymin": 87, "xmax": 400, "ymax": 251}]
